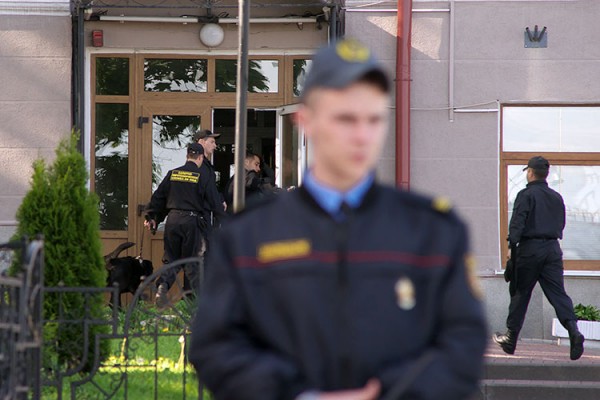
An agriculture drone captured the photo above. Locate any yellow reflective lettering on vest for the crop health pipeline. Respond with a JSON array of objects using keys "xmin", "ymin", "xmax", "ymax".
[
  {"xmin": 257, "ymin": 239, "xmax": 311, "ymax": 263},
  {"xmin": 171, "ymin": 170, "xmax": 200, "ymax": 184}
]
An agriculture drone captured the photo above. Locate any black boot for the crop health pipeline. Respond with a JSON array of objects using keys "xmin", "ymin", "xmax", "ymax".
[
  {"xmin": 493, "ymin": 330, "xmax": 518, "ymax": 354},
  {"xmin": 566, "ymin": 320, "xmax": 584, "ymax": 361}
]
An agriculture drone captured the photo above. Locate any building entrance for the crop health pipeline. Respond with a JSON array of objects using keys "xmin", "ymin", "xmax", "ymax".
[{"xmin": 90, "ymin": 53, "xmax": 311, "ymax": 270}]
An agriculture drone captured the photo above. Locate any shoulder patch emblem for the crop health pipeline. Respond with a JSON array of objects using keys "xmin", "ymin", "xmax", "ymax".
[
  {"xmin": 432, "ymin": 197, "xmax": 452, "ymax": 213},
  {"xmin": 465, "ymin": 254, "xmax": 483, "ymax": 300},
  {"xmin": 257, "ymin": 239, "xmax": 311, "ymax": 264},
  {"xmin": 171, "ymin": 170, "xmax": 200, "ymax": 184}
]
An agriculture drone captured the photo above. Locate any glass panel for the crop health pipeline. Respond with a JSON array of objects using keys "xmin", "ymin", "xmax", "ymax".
[
  {"xmin": 503, "ymin": 107, "xmax": 600, "ymax": 152},
  {"xmin": 144, "ymin": 59, "xmax": 208, "ymax": 92},
  {"xmin": 212, "ymin": 108, "xmax": 277, "ymax": 193},
  {"xmin": 503, "ymin": 107, "xmax": 560, "ymax": 152},
  {"xmin": 96, "ymin": 58, "xmax": 129, "ymax": 96},
  {"xmin": 507, "ymin": 165, "xmax": 600, "ymax": 260},
  {"xmin": 215, "ymin": 59, "xmax": 237, "ymax": 93},
  {"xmin": 95, "ymin": 103, "xmax": 129, "ymax": 230},
  {"xmin": 560, "ymin": 108, "xmax": 600, "ymax": 152},
  {"xmin": 293, "ymin": 59, "xmax": 312, "ymax": 97},
  {"xmin": 215, "ymin": 59, "xmax": 279, "ymax": 93},
  {"xmin": 281, "ymin": 113, "xmax": 299, "ymax": 188},
  {"xmin": 152, "ymin": 115, "xmax": 201, "ymax": 193}
]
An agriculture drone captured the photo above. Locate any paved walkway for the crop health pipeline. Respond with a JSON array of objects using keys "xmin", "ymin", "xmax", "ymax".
[{"xmin": 485, "ymin": 339, "xmax": 600, "ymax": 364}]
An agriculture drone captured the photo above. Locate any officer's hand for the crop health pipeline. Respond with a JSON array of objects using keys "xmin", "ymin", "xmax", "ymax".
[
  {"xmin": 144, "ymin": 219, "xmax": 156, "ymax": 231},
  {"xmin": 507, "ymin": 248, "xmax": 511, "ymax": 260},
  {"xmin": 222, "ymin": 201, "xmax": 227, "ymax": 212},
  {"xmin": 318, "ymin": 379, "xmax": 380, "ymax": 400}
]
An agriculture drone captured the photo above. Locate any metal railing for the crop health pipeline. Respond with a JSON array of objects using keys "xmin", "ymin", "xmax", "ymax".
[
  {"xmin": 1, "ymin": 238, "xmax": 205, "ymax": 399},
  {"xmin": 0, "ymin": 238, "xmax": 44, "ymax": 400}
]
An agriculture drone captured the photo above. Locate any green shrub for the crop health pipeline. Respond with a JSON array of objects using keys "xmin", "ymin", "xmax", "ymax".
[
  {"xmin": 12, "ymin": 133, "xmax": 109, "ymax": 372},
  {"xmin": 574, "ymin": 303, "xmax": 600, "ymax": 322}
]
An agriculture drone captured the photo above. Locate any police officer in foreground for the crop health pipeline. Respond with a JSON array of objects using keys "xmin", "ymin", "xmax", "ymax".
[
  {"xmin": 144, "ymin": 143, "xmax": 212, "ymax": 306},
  {"xmin": 190, "ymin": 39, "xmax": 487, "ymax": 400},
  {"xmin": 494, "ymin": 156, "xmax": 584, "ymax": 360}
]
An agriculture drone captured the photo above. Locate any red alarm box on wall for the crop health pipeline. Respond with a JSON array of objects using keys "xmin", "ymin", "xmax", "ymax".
[{"xmin": 92, "ymin": 30, "xmax": 103, "ymax": 47}]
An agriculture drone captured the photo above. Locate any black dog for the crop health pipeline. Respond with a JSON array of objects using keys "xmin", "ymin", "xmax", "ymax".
[{"xmin": 104, "ymin": 242, "xmax": 153, "ymax": 307}]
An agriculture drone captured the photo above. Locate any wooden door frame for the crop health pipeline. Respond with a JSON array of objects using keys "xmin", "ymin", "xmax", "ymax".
[
  {"xmin": 91, "ymin": 52, "xmax": 311, "ymax": 260},
  {"xmin": 135, "ymin": 101, "xmax": 212, "ymax": 261}
]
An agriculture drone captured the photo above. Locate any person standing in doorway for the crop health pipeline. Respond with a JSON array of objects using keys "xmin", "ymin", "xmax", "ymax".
[
  {"xmin": 193, "ymin": 129, "xmax": 227, "ymax": 262},
  {"xmin": 494, "ymin": 156, "xmax": 584, "ymax": 360},
  {"xmin": 189, "ymin": 39, "xmax": 487, "ymax": 400},
  {"xmin": 224, "ymin": 151, "xmax": 264, "ymax": 212},
  {"xmin": 144, "ymin": 143, "xmax": 211, "ymax": 306},
  {"xmin": 193, "ymin": 129, "xmax": 227, "ymax": 224}
]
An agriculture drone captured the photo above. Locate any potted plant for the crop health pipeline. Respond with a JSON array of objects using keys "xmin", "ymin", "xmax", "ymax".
[{"xmin": 552, "ymin": 303, "xmax": 600, "ymax": 343}]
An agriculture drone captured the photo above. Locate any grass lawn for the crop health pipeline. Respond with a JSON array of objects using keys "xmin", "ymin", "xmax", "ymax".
[{"xmin": 41, "ymin": 301, "xmax": 213, "ymax": 399}]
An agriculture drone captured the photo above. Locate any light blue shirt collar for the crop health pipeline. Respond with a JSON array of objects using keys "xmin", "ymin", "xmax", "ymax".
[{"xmin": 303, "ymin": 171, "xmax": 375, "ymax": 217}]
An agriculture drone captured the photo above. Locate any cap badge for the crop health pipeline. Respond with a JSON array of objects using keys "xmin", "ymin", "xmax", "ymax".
[
  {"xmin": 336, "ymin": 40, "xmax": 370, "ymax": 63},
  {"xmin": 432, "ymin": 197, "xmax": 452, "ymax": 213},
  {"xmin": 395, "ymin": 277, "xmax": 416, "ymax": 310}
]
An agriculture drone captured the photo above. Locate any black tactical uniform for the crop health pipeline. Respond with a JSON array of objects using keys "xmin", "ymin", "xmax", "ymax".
[
  {"xmin": 189, "ymin": 184, "xmax": 487, "ymax": 400},
  {"xmin": 495, "ymin": 156, "xmax": 584, "ymax": 360},
  {"xmin": 200, "ymin": 157, "xmax": 226, "ymax": 226},
  {"xmin": 145, "ymin": 143, "xmax": 212, "ymax": 295}
]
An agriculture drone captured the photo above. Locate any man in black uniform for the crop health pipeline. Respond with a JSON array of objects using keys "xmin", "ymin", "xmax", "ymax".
[
  {"xmin": 193, "ymin": 129, "xmax": 227, "ymax": 220},
  {"xmin": 193, "ymin": 130, "xmax": 227, "ymax": 255},
  {"xmin": 190, "ymin": 39, "xmax": 487, "ymax": 400},
  {"xmin": 494, "ymin": 156, "xmax": 584, "ymax": 360},
  {"xmin": 144, "ymin": 143, "xmax": 212, "ymax": 306},
  {"xmin": 224, "ymin": 151, "xmax": 263, "ymax": 212}
]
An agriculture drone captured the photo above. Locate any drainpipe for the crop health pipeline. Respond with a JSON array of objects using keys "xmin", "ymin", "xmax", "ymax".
[
  {"xmin": 329, "ymin": 4, "xmax": 337, "ymax": 42},
  {"xmin": 396, "ymin": 0, "xmax": 412, "ymax": 190},
  {"xmin": 72, "ymin": 4, "xmax": 85, "ymax": 153}
]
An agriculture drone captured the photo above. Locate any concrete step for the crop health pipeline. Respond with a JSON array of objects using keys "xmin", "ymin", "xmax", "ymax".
[
  {"xmin": 476, "ymin": 340, "xmax": 600, "ymax": 399},
  {"xmin": 476, "ymin": 380, "xmax": 600, "ymax": 400},
  {"xmin": 483, "ymin": 360, "xmax": 599, "ymax": 382}
]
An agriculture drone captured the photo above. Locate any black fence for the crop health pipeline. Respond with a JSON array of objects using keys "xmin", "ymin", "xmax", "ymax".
[
  {"xmin": 0, "ymin": 239, "xmax": 44, "ymax": 400},
  {"xmin": 0, "ymin": 239, "xmax": 205, "ymax": 400}
]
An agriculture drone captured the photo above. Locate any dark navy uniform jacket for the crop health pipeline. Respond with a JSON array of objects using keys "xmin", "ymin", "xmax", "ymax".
[
  {"xmin": 146, "ymin": 160, "xmax": 215, "ymax": 224},
  {"xmin": 200, "ymin": 158, "xmax": 226, "ymax": 223},
  {"xmin": 509, "ymin": 180, "xmax": 565, "ymax": 246},
  {"xmin": 190, "ymin": 183, "xmax": 487, "ymax": 400}
]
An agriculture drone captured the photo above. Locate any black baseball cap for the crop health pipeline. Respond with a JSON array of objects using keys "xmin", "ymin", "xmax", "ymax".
[
  {"xmin": 187, "ymin": 143, "xmax": 205, "ymax": 155},
  {"xmin": 301, "ymin": 39, "xmax": 390, "ymax": 98},
  {"xmin": 523, "ymin": 156, "xmax": 550, "ymax": 171},
  {"xmin": 193, "ymin": 129, "xmax": 221, "ymax": 142}
]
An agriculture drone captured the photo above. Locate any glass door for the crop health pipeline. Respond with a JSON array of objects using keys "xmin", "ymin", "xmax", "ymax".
[
  {"xmin": 277, "ymin": 104, "xmax": 307, "ymax": 189},
  {"xmin": 94, "ymin": 101, "xmax": 134, "ymax": 261},
  {"xmin": 138, "ymin": 103, "xmax": 209, "ymax": 266}
]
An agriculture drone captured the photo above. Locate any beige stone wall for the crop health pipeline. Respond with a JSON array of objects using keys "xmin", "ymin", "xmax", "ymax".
[
  {"xmin": 344, "ymin": 10, "xmax": 398, "ymax": 187},
  {"xmin": 346, "ymin": 0, "xmax": 600, "ymax": 339},
  {"xmin": 0, "ymin": 15, "xmax": 72, "ymax": 241},
  {"xmin": 84, "ymin": 20, "xmax": 327, "ymax": 52}
]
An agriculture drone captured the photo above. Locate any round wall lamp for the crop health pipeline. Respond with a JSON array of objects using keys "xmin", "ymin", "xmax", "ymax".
[{"xmin": 199, "ymin": 23, "xmax": 225, "ymax": 47}]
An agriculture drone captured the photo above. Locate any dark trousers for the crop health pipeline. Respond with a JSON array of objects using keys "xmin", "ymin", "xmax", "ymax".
[
  {"xmin": 506, "ymin": 239, "xmax": 576, "ymax": 332},
  {"xmin": 157, "ymin": 211, "xmax": 204, "ymax": 291}
]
